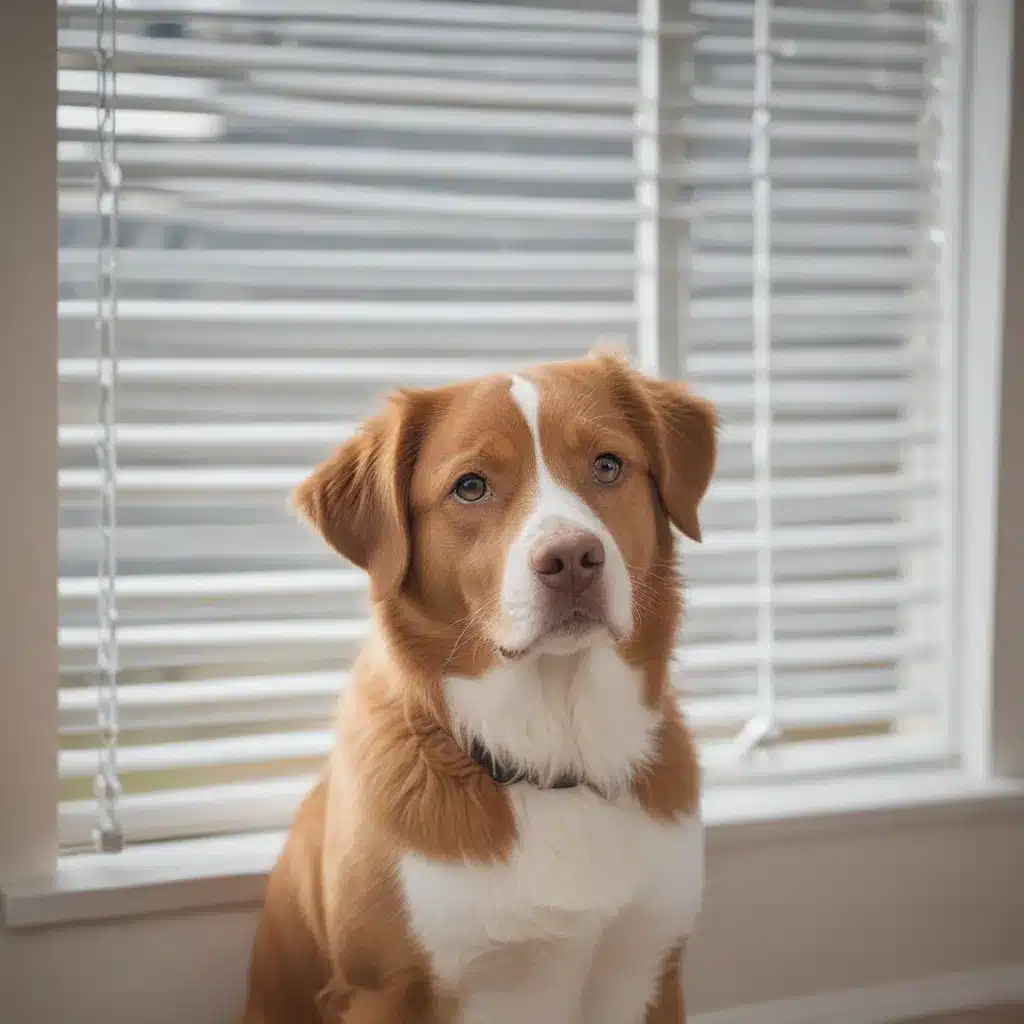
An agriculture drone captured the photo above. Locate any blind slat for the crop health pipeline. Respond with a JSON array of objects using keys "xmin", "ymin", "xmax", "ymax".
[
  {"xmin": 60, "ymin": 0, "xmax": 638, "ymax": 33},
  {"xmin": 59, "ymin": 572, "xmax": 934, "ymax": 609},
  {"xmin": 57, "ymin": 468, "xmax": 938, "ymax": 501},
  {"xmin": 61, "ymin": 733, "xmax": 951, "ymax": 849},
  {"xmin": 58, "ymin": 418, "xmax": 934, "ymax": 451},
  {"xmin": 58, "ymin": 666, "xmax": 936, "ymax": 779},
  {"xmin": 58, "ymin": 30, "xmax": 639, "ymax": 80}
]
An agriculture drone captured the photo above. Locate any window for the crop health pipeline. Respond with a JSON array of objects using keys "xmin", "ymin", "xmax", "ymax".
[{"xmin": 56, "ymin": 0, "xmax": 960, "ymax": 854}]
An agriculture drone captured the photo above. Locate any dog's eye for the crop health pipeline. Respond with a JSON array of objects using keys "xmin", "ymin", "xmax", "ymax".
[
  {"xmin": 593, "ymin": 453, "xmax": 623, "ymax": 485},
  {"xmin": 453, "ymin": 473, "xmax": 488, "ymax": 503}
]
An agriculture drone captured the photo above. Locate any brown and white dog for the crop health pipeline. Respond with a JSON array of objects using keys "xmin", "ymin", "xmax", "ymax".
[{"xmin": 242, "ymin": 348, "xmax": 716, "ymax": 1024}]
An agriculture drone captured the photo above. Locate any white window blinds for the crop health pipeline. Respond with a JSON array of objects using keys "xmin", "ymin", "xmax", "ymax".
[{"xmin": 57, "ymin": 0, "xmax": 959, "ymax": 851}]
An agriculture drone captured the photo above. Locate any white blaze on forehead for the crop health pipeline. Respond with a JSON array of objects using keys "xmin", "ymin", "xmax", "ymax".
[
  {"xmin": 509, "ymin": 372, "xmax": 603, "ymax": 539},
  {"xmin": 501, "ymin": 374, "xmax": 633, "ymax": 647},
  {"xmin": 509, "ymin": 374, "xmax": 599, "ymax": 528}
]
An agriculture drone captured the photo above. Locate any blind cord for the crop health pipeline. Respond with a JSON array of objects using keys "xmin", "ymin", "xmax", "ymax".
[
  {"xmin": 733, "ymin": 0, "xmax": 782, "ymax": 757},
  {"xmin": 93, "ymin": 0, "xmax": 124, "ymax": 854}
]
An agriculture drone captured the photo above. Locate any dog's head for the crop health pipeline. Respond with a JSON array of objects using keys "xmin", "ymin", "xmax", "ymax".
[{"xmin": 294, "ymin": 348, "xmax": 716, "ymax": 675}]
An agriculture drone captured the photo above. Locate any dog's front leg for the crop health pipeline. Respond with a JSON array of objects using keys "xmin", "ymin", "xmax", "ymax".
[
  {"xmin": 317, "ymin": 977, "xmax": 450, "ymax": 1024},
  {"xmin": 644, "ymin": 946, "xmax": 685, "ymax": 1024}
]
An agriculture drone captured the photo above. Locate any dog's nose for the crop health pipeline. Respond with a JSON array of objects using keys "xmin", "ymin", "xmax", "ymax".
[{"xmin": 530, "ymin": 531, "xmax": 605, "ymax": 594}]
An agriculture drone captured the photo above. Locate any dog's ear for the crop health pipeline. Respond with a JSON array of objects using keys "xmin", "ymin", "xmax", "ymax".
[
  {"xmin": 292, "ymin": 390, "xmax": 430, "ymax": 601},
  {"xmin": 593, "ymin": 351, "xmax": 717, "ymax": 542},
  {"xmin": 640, "ymin": 376, "xmax": 717, "ymax": 542}
]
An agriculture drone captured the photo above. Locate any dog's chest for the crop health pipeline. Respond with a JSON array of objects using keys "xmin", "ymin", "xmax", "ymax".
[
  {"xmin": 402, "ymin": 651, "xmax": 703, "ymax": 1021},
  {"xmin": 399, "ymin": 787, "xmax": 703, "ymax": 1022}
]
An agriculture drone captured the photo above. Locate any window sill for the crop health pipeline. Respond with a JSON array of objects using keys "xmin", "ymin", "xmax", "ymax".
[{"xmin": 3, "ymin": 770, "xmax": 1023, "ymax": 931}]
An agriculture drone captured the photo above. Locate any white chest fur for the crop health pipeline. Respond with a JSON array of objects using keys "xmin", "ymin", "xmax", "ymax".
[
  {"xmin": 399, "ymin": 647, "xmax": 704, "ymax": 1024},
  {"xmin": 400, "ymin": 787, "xmax": 703, "ymax": 1024}
]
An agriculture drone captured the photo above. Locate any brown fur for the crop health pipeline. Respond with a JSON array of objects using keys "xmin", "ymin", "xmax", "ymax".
[
  {"xmin": 645, "ymin": 947, "xmax": 687, "ymax": 1023},
  {"xmin": 245, "ymin": 352, "xmax": 717, "ymax": 1022}
]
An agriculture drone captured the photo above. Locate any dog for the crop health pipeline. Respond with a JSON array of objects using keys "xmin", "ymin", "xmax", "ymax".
[{"xmin": 242, "ymin": 347, "xmax": 716, "ymax": 1024}]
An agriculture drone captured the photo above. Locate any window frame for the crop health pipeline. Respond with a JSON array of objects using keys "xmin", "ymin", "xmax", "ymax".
[{"xmin": 3, "ymin": 0, "xmax": 1022, "ymax": 930}]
